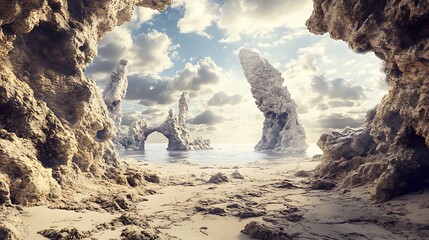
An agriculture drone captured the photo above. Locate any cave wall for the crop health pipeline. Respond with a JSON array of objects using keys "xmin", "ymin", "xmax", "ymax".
[
  {"xmin": 307, "ymin": 0, "xmax": 429, "ymax": 201},
  {"xmin": 0, "ymin": 0, "xmax": 171, "ymax": 205}
]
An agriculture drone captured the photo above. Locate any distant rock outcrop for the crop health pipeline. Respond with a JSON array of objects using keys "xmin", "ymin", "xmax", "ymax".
[
  {"xmin": 158, "ymin": 92, "xmax": 193, "ymax": 150},
  {"xmin": 307, "ymin": 0, "xmax": 429, "ymax": 201},
  {"xmin": 103, "ymin": 59, "xmax": 129, "ymax": 134},
  {"xmin": 239, "ymin": 49, "xmax": 308, "ymax": 153},
  {"xmin": 0, "ymin": 0, "xmax": 171, "ymax": 205},
  {"xmin": 120, "ymin": 92, "xmax": 212, "ymax": 151}
]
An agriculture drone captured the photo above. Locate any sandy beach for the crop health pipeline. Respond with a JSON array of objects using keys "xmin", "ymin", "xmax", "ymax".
[{"xmin": 2, "ymin": 156, "xmax": 429, "ymax": 240}]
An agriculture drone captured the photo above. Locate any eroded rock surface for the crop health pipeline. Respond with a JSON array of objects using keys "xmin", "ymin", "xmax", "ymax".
[
  {"xmin": 307, "ymin": 0, "xmax": 429, "ymax": 201},
  {"xmin": 0, "ymin": 0, "xmax": 171, "ymax": 205},
  {"xmin": 239, "ymin": 49, "xmax": 308, "ymax": 153},
  {"xmin": 119, "ymin": 92, "xmax": 212, "ymax": 151},
  {"xmin": 103, "ymin": 59, "xmax": 129, "ymax": 134}
]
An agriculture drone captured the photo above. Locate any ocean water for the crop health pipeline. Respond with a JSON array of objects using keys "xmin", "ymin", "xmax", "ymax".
[{"xmin": 120, "ymin": 143, "xmax": 322, "ymax": 166}]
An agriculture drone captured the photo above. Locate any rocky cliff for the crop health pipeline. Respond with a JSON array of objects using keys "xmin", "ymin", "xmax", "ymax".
[
  {"xmin": 239, "ymin": 49, "xmax": 308, "ymax": 154},
  {"xmin": 0, "ymin": 0, "xmax": 171, "ymax": 205},
  {"xmin": 307, "ymin": 0, "xmax": 429, "ymax": 201}
]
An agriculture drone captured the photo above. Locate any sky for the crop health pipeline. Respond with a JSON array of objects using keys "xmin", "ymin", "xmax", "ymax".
[{"xmin": 85, "ymin": 0, "xmax": 388, "ymax": 144}]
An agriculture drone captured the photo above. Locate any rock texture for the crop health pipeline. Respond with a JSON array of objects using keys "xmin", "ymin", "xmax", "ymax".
[
  {"xmin": 158, "ymin": 92, "xmax": 193, "ymax": 151},
  {"xmin": 120, "ymin": 92, "xmax": 212, "ymax": 151},
  {"xmin": 239, "ymin": 49, "xmax": 308, "ymax": 153},
  {"xmin": 307, "ymin": 0, "xmax": 429, "ymax": 201},
  {"xmin": 0, "ymin": 0, "xmax": 171, "ymax": 205},
  {"xmin": 103, "ymin": 59, "xmax": 129, "ymax": 134}
]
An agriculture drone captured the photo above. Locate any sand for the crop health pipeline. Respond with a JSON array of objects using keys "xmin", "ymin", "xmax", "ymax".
[{"xmin": 2, "ymin": 156, "xmax": 429, "ymax": 239}]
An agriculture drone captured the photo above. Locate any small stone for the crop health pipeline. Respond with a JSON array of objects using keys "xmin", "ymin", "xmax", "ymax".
[
  {"xmin": 242, "ymin": 221, "xmax": 296, "ymax": 240},
  {"xmin": 294, "ymin": 170, "xmax": 310, "ymax": 178},
  {"xmin": 208, "ymin": 207, "xmax": 226, "ymax": 216},
  {"xmin": 231, "ymin": 171, "xmax": 245, "ymax": 179},
  {"xmin": 144, "ymin": 174, "xmax": 160, "ymax": 184},
  {"xmin": 227, "ymin": 203, "xmax": 241, "ymax": 209},
  {"xmin": 310, "ymin": 179, "xmax": 336, "ymax": 190},
  {"xmin": 275, "ymin": 180, "xmax": 297, "ymax": 189},
  {"xmin": 235, "ymin": 209, "xmax": 265, "ymax": 219},
  {"xmin": 207, "ymin": 173, "xmax": 229, "ymax": 184},
  {"xmin": 120, "ymin": 227, "xmax": 158, "ymax": 240}
]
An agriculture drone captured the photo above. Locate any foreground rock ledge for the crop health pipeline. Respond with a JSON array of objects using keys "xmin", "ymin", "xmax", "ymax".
[
  {"xmin": 307, "ymin": 0, "xmax": 429, "ymax": 201},
  {"xmin": 0, "ymin": 0, "xmax": 171, "ymax": 205}
]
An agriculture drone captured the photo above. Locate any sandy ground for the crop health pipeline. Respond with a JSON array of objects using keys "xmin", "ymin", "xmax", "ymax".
[{"xmin": 2, "ymin": 156, "xmax": 429, "ymax": 239}]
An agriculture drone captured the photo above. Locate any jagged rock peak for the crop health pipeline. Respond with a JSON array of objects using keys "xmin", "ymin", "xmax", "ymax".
[
  {"xmin": 239, "ymin": 49, "xmax": 308, "ymax": 153},
  {"xmin": 178, "ymin": 92, "xmax": 189, "ymax": 125},
  {"xmin": 119, "ymin": 92, "xmax": 212, "ymax": 151},
  {"xmin": 103, "ymin": 59, "xmax": 129, "ymax": 134},
  {"xmin": 307, "ymin": 0, "xmax": 429, "ymax": 201}
]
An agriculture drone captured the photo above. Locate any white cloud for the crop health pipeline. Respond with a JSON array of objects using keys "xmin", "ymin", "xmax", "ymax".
[
  {"xmin": 258, "ymin": 28, "xmax": 310, "ymax": 48},
  {"xmin": 130, "ymin": 30, "xmax": 174, "ymax": 75},
  {"xmin": 172, "ymin": 0, "xmax": 218, "ymax": 38},
  {"xmin": 132, "ymin": 7, "xmax": 160, "ymax": 27},
  {"xmin": 283, "ymin": 42, "xmax": 325, "ymax": 83},
  {"xmin": 217, "ymin": 0, "xmax": 313, "ymax": 42},
  {"xmin": 171, "ymin": 0, "xmax": 312, "ymax": 42},
  {"xmin": 125, "ymin": 57, "xmax": 223, "ymax": 105},
  {"xmin": 87, "ymin": 28, "xmax": 175, "ymax": 80}
]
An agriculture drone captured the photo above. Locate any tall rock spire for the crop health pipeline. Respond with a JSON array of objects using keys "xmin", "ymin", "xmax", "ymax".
[
  {"xmin": 239, "ymin": 48, "xmax": 308, "ymax": 153},
  {"xmin": 102, "ymin": 59, "xmax": 129, "ymax": 134}
]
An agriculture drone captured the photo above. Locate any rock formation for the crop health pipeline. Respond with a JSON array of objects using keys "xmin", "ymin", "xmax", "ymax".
[
  {"xmin": 126, "ymin": 119, "xmax": 153, "ymax": 151},
  {"xmin": 120, "ymin": 92, "xmax": 212, "ymax": 151},
  {"xmin": 307, "ymin": 0, "xmax": 429, "ymax": 201},
  {"xmin": 0, "ymin": 0, "xmax": 171, "ymax": 205},
  {"xmin": 239, "ymin": 49, "xmax": 308, "ymax": 153},
  {"xmin": 103, "ymin": 59, "xmax": 129, "ymax": 134}
]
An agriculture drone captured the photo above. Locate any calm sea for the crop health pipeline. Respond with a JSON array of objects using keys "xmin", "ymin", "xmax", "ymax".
[{"xmin": 120, "ymin": 143, "xmax": 322, "ymax": 166}]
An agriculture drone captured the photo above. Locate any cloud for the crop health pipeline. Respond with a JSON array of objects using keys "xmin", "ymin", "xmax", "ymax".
[
  {"xmin": 283, "ymin": 42, "xmax": 325, "ymax": 81},
  {"xmin": 208, "ymin": 92, "xmax": 242, "ymax": 106},
  {"xmin": 126, "ymin": 75, "xmax": 175, "ymax": 105},
  {"xmin": 122, "ymin": 111, "xmax": 145, "ymax": 126},
  {"xmin": 188, "ymin": 110, "xmax": 224, "ymax": 125},
  {"xmin": 171, "ymin": 0, "xmax": 312, "ymax": 42},
  {"xmin": 217, "ymin": 0, "xmax": 312, "ymax": 42},
  {"xmin": 125, "ymin": 57, "xmax": 223, "ymax": 106},
  {"xmin": 311, "ymin": 76, "xmax": 365, "ymax": 100},
  {"xmin": 132, "ymin": 7, "xmax": 160, "ymax": 27},
  {"xmin": 129, "ymin": 30, "xmax": 174, "ymax": 75},
  {"xmin": 86, "ymin": 58, "xmax": 117, "ymax": 76},
  {"xmin": 141, "ymin": 107, "xmax": 164, "ymax": 116},
  {"xmin": 257, "ymin": 29, "xmax": 309, "ymax": 48},
  {"xmin": 172, "ymin": 0, "xmax": 218, "ymax": 38},
  {"xmin": 173, "ymin": 57, "xmax": 222, "ymax": 90},
  {"xmin": 86, "ymin": 26, "xmax": 174, "ymax": 82},
  {"xmin": 328, "ymin": 100, "xmax": 357, "ymax": 108},
  {"xmin": 316, "ymin": 113, "xmax": 364, "ymax": 129}
]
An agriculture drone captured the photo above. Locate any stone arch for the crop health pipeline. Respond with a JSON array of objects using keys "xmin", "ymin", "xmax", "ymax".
[
  {"xmin": 127, "ymin": 111, "xmax": 191, "ymax": 152},
  {"xmin": 143, "ymin": 129, "xmax": 188, "ymax": 151}
]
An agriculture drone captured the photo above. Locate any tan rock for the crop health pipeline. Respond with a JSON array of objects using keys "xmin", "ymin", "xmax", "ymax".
[
  {"xmin": 0, "ymin": 0, "xmax": 172, "ymax": 205},
  {"xmin": 307, "ymin": 0, "xmax": 429, "ymax": 201}
]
